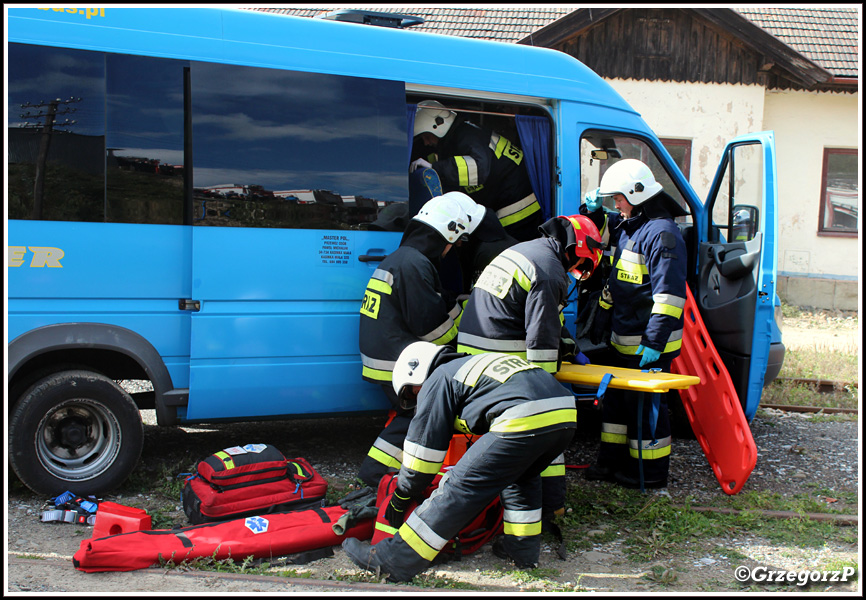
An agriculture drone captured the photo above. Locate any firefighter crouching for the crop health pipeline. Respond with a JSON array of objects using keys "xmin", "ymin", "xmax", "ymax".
[{"xmin": 343, "ymin": 342, "xmax": 577, "ymax": 581}]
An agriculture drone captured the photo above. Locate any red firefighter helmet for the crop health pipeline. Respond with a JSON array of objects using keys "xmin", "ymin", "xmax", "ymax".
[{"xmin": 560, "ymin": 214, "xmax": 604, "ymax": 281}]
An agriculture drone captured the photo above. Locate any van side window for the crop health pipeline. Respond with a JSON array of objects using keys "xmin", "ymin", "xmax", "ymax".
[
  {"xmin": 8, "ymin": 44, "xmax": 106, "ymax": 222},
  {"xmin": 709, "ymin": 142, "xmax": 764, "ymax": 242},
  {"xmin": 190, "ymin": 62, "xmax": 407, "ymax": 229},
  {"xmin": 107, "ymin": 53, "xmax": 187, "ymax": 225}
]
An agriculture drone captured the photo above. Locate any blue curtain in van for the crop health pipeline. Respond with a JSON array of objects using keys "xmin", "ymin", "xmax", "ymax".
[
  {"xmin": 515, "ymin": 115, "xmax": 552, "ymax": 222},
  {"xmin": 406, "ymin": 104, "xmax": 417, "ymax": 165}
]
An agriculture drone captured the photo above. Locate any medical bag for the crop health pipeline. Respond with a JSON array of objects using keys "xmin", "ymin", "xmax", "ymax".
[
  {"xmin": 371, "ymin": 469, "xmax": 503, "ymax": 557},
  {"xmin": 181, "ymin": 444, "xmax": 327, "ymax": 524}
]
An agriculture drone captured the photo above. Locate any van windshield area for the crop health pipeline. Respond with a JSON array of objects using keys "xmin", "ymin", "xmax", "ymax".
[{"xmin": 580, "ymin": 132, "xmax": 693, "ymax": 227}]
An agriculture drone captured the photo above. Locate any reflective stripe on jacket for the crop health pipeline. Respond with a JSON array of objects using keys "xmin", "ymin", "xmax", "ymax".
[
  {"xmin": 396, "ymin": 353, "xmax": 577, "ymax": 497},
  {"xmin": 607, "ymin": 214, "xmax": 687, "ymax": 358},
  {"xmin": 432, "ymin": 121, "xmax": 539, "ymax": 233},
  {"xmin": 359, "ymin": 245, "xmax": 460, "ymax": 383},
  {"xmin": 457, "ymin": 238, "xmax": 570, "ymax": 374}
]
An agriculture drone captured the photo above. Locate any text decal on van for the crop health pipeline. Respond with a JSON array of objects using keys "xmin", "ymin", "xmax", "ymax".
[
  {"xmin": 37, "ymin": 8, "xmax": 106, "ymax": 20},
  {"xmin": 8, "ymin": 246, "xmax": 65, "ymax": 268},
  {"xmin": 319, "ymin": 234, "xmax": 353, "ymax": 266}
]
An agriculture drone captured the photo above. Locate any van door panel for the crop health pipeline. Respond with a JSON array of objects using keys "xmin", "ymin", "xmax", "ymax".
[
  {"xmin": 699, "ymin": 133, "xmax": 778, "ymax": 421},
  {"xmin": 187, "ymin": 228, "xmax": 400, "ymax": 420}
]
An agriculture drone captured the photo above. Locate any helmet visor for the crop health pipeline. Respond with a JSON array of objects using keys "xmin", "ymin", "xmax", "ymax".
[
  {"xmin": 596, "ymin": 192, "xmax": 624, "ymax": 206},
  {"xmin": 569, "ymin": 257, "xmax": 595, "ymax": 282}
]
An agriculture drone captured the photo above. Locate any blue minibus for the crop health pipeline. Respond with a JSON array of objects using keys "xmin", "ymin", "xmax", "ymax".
[{"xmin": 6, "ymin": 7, "xmax": 784, "ymax": 495}]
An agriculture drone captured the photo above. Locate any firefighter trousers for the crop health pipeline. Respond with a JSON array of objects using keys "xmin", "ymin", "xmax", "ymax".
[
  {"xmin": 596, "ymin": 352, "xmax": 673, "ymax": 483},
  {"xmin": 357, "ymin": 385, "xmax": 414, "ymax": 488},
  {"xmin": 370, "ymin": 426, "xmax": 575, "ymax": 582}
]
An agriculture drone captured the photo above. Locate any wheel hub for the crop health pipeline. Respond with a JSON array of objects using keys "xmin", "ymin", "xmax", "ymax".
[{"xmin": 57, "ymin": 417, "xmax": 90, "ymax": 450}]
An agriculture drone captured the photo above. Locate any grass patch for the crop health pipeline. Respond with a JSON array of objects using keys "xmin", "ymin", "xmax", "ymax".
[
  {"xmin": 562, "ymin": 483, "xmax": 855, "ymax": 563},
  {"xmin": 762, "ymin": 336, "xmax": 858, "ymax": 410},
  {"xmin": 779, "ymin": 347, "xmax": 858, "ymax": 382}
]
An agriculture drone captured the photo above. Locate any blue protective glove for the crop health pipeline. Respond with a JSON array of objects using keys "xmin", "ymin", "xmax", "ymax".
[
  {"xmin": 575, "ymin": 351, "xmax": 591, "ymax": 366},
  {"xmin": 636, "ymin": 344, "xmax": 661, "ymax": 368},
  {"xmin": 584, "ymin": 187, "xmax": 602, "ymax": 213}
]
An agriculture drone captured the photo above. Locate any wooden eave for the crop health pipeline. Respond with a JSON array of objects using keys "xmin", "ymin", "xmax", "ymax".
[
  {"xmin": 519, "ymin": 7, "xmax": 622, "ymax": 47},
  {"xmin": 520, "ymin": 7, "xmax": 834, "ymax": 90},
  {"xmin": 691, "ymin": 9, "xmax": 831, "ymax": 88}
]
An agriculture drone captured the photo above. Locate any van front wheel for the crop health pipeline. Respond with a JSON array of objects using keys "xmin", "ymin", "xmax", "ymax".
[{"xmin": 9, "ymin": 370, "xmax": 144, "ymax": 497}]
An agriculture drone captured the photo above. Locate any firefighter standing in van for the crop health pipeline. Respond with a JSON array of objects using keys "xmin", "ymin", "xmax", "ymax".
[
  {"xmin": 343, "ymin": 342, "xmax": 577, "ymax": 581},
  {"xmin": 584, "ymin": 159, "xmax": 688, "ymax": 489},
  {"xmin": 411, "ymin": 100, "xmax": 542, "ymax": 243},
  {"xmin": 356, "ymin": 192, "xmax": 486, "ymax": 488},
  {"xmin": 456, "ymin": 214, "xmax": 604, "ymax": 519}
]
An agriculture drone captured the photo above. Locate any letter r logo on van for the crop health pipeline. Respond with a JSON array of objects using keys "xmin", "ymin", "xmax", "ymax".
[{"xmin": 7, "ymin": 246, "xmax": 65, "ymax": 268}]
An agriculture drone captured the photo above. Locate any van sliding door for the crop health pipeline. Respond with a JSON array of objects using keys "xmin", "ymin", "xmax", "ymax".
[{"xmin": 186, "ymin": 62, "xmax": 408, "ymax": 421}]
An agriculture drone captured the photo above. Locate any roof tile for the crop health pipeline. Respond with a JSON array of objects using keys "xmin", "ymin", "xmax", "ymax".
[{"xmin": 250, "ymin": 7, "xmax": 858, "ymax": 78}]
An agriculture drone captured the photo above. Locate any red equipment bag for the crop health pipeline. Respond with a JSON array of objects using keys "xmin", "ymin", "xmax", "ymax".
[
  {"xmin": 182, "ymin": 445, "xmax": 327, "ymax": 524},
  {"xmin": 372, "ymin": 469, "xmax": 503, "ymax": 557},
  {"xmin": 72, "ymin": 505, "xmax": 374, "ymax": 573}
]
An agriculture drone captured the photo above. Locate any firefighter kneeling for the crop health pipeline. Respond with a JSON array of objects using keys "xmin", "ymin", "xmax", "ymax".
[{"xmin": 342, "ymin": 342, "xmax": 577, "ymax": 582}]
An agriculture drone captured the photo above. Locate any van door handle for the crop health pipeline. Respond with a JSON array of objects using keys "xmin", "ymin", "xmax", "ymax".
[
  {"xmin": 179, "ymin": 299, "xmax": 201, "ymax": 311},
  {"xmin": 358, "ymin": 254, "xmax": 387, "ymax": 262}
]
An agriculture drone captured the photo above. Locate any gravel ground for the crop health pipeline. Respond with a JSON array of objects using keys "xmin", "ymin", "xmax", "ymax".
[{"xmin": 5, "ymin": 309, "xmax": 860, "ymax": 594}]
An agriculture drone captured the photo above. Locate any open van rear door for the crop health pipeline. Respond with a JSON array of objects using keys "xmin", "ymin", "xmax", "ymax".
[{"xmin": 697, "ymin": 132, "xmax": 779, "ymax": 421}]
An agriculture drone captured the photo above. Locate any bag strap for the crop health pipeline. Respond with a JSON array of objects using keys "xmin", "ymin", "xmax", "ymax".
[{"xmin": 287, "ymin": 460, "xmax": 315, "ymax": 484}]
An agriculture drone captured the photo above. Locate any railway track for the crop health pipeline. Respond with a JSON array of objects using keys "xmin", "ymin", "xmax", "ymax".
[
  {"xmin": 764, "ymin": 376, "xmax": 858, "ymax": 414},
  {"xmin": 774, "ymin": 377, "xmax": 858, "ymax": 393}
]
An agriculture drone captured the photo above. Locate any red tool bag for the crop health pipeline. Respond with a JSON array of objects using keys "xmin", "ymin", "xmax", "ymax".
[
  {"xmin": 72, "ymin": 505, "xmax": 373, "ymax": 573},
  {"xmin": 181, "ymin": 444, "xmax": 327, "ymax": 524},
  {"xmin": 372, "ymin": 469, "xmax": 503, "ymax": 557}
]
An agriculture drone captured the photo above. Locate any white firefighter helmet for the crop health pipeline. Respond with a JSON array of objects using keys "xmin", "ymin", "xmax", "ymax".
[
  {"xmin": 597, "ymin": 159, "xmax": 664, "ymax": 207},
  {"xmin": 392, "ymin": 341, "xmax": 448, "ymax": 401},
  {"xmin": 439, "ymin": 191, "xmax": 486, "ymax": 236},
  {"xmin": 413, "ymin": 193, "xmax": 477, "ymax": 244},
  {"xmin": 414, "ymin": 100, "xmax": 457, "ymax": 138}
]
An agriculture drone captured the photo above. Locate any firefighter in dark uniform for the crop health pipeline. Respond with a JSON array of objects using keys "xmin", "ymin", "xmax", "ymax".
[
  {"xmin": 411, "ymin": 100, "xmax": 542, "ymax": 242},
  {"xmin": 584, "ymin": 159, "xmax": 688, "ymax": 489},
  {"xmin": 356, "ymin": 192, "xmax": 486, "ymax": 488},
  {"xmin": 456, "ymin": 214, "xmax": 603, "ymax": 521},
  {"xmin": 343, "ymin": 342, "xmax": 577, "ymax": 581}
]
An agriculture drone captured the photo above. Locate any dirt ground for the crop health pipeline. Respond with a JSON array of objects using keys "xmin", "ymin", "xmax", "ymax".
[{"xmin": 5, "ymin": 309, "xmax": 861, "ymax": 594}]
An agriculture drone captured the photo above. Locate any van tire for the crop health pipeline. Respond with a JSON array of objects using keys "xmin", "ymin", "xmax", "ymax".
[{"xmin": 9, "ymin": 370, "xmax": 144, "ymax": 497}]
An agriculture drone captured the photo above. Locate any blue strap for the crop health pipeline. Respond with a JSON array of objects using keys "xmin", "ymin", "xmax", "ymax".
[
  {"xmin": 649, "ymin": 393, "xmax": 661, "ymax": 442},
  {"xmin": 596, "ymin": 373, "xmax": 612, "ymax": 401}
]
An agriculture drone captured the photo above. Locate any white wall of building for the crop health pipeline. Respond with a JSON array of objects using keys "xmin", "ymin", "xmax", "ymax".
[{"xmin": 762, "ymin": 89, "xmax": 859, "ymax": 281}]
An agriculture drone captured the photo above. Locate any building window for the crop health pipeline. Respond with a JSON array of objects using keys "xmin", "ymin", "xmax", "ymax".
[
  {"xmin": 818, "ymin": 148, "xmax": 858, "ymax": 237},
  {"xmin": 661, "ymin": 138, "xmax": 691, "ymax": 180}
]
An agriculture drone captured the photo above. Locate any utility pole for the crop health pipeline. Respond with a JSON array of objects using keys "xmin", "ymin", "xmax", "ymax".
[{"xmin": 20, "ymin": 97, "xmax": 81, "ymax": 219}]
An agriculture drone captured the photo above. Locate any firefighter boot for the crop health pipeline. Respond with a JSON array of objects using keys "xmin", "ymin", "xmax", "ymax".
[
  {"xmin": 342, "ymin": 538, "xmax": 397, "ymax": 581},
  {"xmin": 491, "ymin": 536, "xmax": 538, "ymax": 570},
  {"xmin": 614, "ymin": 471, "xmax": 668, "ymax": 489},
  {"xmin": 583, "ymin": 463, "xmax": 617, "ymax": 482}
]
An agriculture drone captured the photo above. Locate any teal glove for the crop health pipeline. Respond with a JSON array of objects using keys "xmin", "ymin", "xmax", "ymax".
[
  {"xmin": 636, "ymin": 344, "xmax": 661, "ymax": 368},
  {"xmin": 584, "ymin": 187, "xmax": 602, "ymax": 213}
]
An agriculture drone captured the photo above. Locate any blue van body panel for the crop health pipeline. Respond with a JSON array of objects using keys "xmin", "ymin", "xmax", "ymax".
[{"xmin": 8, "ymin": 220, "xmax": 192, "ymax": 388}]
